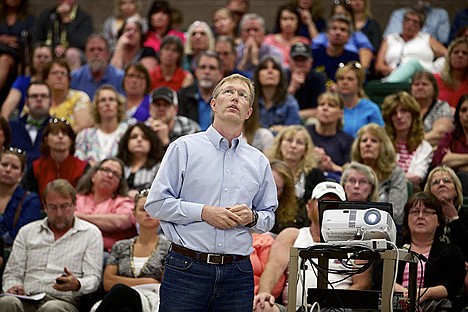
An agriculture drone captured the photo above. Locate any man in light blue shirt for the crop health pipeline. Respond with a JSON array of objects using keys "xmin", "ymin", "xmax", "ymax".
[
  {"xmin": 145, "ymin": 73, "xmax": 277, "ymax": 311},
  {"xmin": 383, "ymin": 1, "xmax": 450, "ymax": 45}
]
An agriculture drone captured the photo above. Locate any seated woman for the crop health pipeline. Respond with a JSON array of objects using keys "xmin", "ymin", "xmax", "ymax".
[
  {"xmin": 254, "ymin": 57, "xmax": 301, "ymax": 134},
  {"xmin": 242, "ymin": 98, "xmax": 274, "ymax": 152},
  {"xmin": 182, "ymin": 21, "xmax": 215, "ymax": 72},
  {"xmin": 374, "ymin": 192, "xmax": 465, "ymax": 310},
  {"xmin": 335, "ymin": 61, "xmax": 384, "ymax": 138},
  {"xmin": 110, "ymin": 16, "xmax": 157, "ymax": 72},
  {"xmin": 424, "ymin": 165, "xmax": 468, "ymax": 259},
  {"xmin": 103, "ymin": 0, "xmax": 146, "ymax": 51},
  {"xmin": 350, "ymin": 0, "xmax": 382, "ymax": 51},
  {"xmin": 351, "ymin": 123, "xmax": 408, "ymax": 227},
  {"xmin": 263, "ymin": 4, "xmax": 309, "ymax": 69},
  {"xmin": 0, "ymin": 44, "xmax": 52, "ymax": 121},
  {"xmin": 22, "ymin": 118, "xmax": 88, "ymax": 200},
  {"xmin": 266, "ymin": 125, "xmax": 326, "ymax": 228},
  {"xmin": 116, "ymin": 123, "xmax": 165, "ymax": 199},
  {"xmin": 91, "ymin": 189, "xmax": 171, "ymax": 312},
  {"xmin": 123, "ymin": 63, "xmax": 152, "ymax": 121},
  {"xmin": 411, "ymin": 71, "xmax": 453, "ymax": 147},
  {"xmin": 0, "ymin": 148, "xmax": 40, "ymax": 247},
  {"xmin": 306, "ymin": 91, "xmax": 354, "ymax": 182},
  {"xmin": 375, "ymin": 7, "xmax": 446, "ymax": 83},
  {"xmin": 0, "ymin": 0, "xmax": 35, "ymax": 91},
  {"xmin": 143, "ymin": 0, "xmax": 185, "ymax": 53},
  {"xmin": 211, "ymin": 8, "xmax": 239, "ymax": 44},
  {"xmin": 269, "ymin": 160, "xmax": 298, "ymax": 234},
  {"xmin": 291, "ymin": 0, "xmax": 326, "ymax": 40},
  {"xmin": 75, "ymin": 157, "xmax": 136, "ymax": 252},
  {"xmin": 382, "ymin": 91, "xmax": 433, "ymax": 190},
  {"xmin": 340, "ymin": 161, "xmax": 379, "ymax": 202},
  {"xmin": 434, "ymin": 37, "xmax": 468, "ymax": 109},
  {"xmin": 432, "ymin": 95, "xmax": 468, "ymax": 196},
  {"xmin": 43, "ymin": 58, "xmax": 94, "ymax": 133},
  {"xmin": 149, "ymin": 35, "xmax": 193, "ymax": 92},
  {"xmin": 75, "ymin": 85, "xmax": 129, "ymax": 166}
]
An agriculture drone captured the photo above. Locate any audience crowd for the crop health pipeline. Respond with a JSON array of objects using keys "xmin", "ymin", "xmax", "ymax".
[{"xmin": 0, "ymin": 0, "xmax": 467, "ymax": 311}]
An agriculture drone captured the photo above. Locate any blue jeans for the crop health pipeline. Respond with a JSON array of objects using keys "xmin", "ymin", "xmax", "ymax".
[{"xmin": 159, "ymin": 250, "xmax": 254, "ymax": 311}]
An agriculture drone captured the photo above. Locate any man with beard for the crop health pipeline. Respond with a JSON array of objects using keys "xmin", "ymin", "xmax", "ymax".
[
  {"xmin": 177, "ymin": 51, "xmax": 223, "ymax": 130},
  {"xmin": 253, "ymin": 181, "xmax": 372, "ymax": 312},
  {"xmin": 146, "ymin": 86, "xmax": 200, "ymax": 147},
  {"xmin": 70, "ymin": 34, "xmax": 125, "ymax": 99},
  {"xmin": 0, "ymin": 179, "xmax": 103, "ymax": 312}
]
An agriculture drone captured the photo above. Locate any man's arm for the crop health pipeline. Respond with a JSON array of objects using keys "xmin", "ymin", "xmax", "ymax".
[
  {"xmin": 69, "ymin": 225, "xmax": 103, "ymax": 295},
  {"xmin": 74, "ymin": 213, "xmax": 133, "ymax": 232},
  {"xmin": 254, "ymin": 228, "xmax": 299, "ymax": 309},
  {"xmin": 2, "ymin": 227, "xmax": 29, "ymax": 292}
]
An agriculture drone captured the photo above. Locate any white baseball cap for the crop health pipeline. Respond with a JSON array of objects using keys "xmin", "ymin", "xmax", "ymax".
[{"xmin": 311, "ymin": 182, "xmax": 346, "ymax": 201}]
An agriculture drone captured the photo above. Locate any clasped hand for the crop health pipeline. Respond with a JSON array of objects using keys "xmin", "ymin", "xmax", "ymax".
[{"xmin": 202, "ymin": 204, "xmax": 253, "ymax": 229}]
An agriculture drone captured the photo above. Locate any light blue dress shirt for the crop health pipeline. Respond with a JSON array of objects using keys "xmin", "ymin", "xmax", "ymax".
[{"xmin": 145, "ymin": 126, "xmax": 278, "ymax": 256}]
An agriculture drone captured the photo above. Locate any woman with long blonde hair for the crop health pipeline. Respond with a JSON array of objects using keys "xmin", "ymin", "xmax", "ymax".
[
  {"xmin": 351, "ymin": 123, "xmax": 408, "ymax": 226},
  {"xmin": 382, "ymin": 91, "xmax": 433, "ymax": 189},
  {"xmin": 266, "ymin": 125, "xmax": 325, "ymax": 227}
]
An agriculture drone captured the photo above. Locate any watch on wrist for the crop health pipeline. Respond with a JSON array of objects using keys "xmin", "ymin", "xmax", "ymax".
[{"xmin": 246, "ymin": 210, "xmax": 258, "ymax": 228}]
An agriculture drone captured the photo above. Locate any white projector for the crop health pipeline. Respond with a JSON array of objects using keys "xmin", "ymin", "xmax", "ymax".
[{"xmin": 321, "ymin": 208, "xmax": 396, "ymax": 244}]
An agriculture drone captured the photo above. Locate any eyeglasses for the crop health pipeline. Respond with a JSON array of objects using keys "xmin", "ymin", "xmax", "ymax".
[
  {"xmin": 135, "ymin": 188, "xmax": 150, "ymax": 201},
  {"xmin": 45, "ymin": 202, "xmax": 73, "ymax": 211},
  {"xmin": 221, "ymin": 88, "xmax": 249, "ymax": 101},
  {"xmin": 49, "ymin": 117, "xmax": 71, "ymax": 125},
  {"xmin": 2, "ymin": 147, "xmax": 27, "ymax": 157},
  {"xmin": 97, "ymin": 166, "xmax": 122, "ymax": 180},
  {"xmin": 408, "ymin": 208, "xmax": 437, "ymax": 218},
  {"xmin": 345, "ymin": 178, "xmax": 370, "ymax": 186},
  {"xmin": 431, "ymin": 178, "xmax": 453, "ymax": 187},
  {"xmin": 28, "ymin": 93, "xmax": 50, "ymax": 100},
  {"xmin": 339, "ymin": 62, "xmax": 362, "ymax": 69}
]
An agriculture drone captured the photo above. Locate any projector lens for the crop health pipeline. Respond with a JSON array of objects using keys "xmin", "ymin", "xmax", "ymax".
[{"xmin": 364, "ymin": 209, "xmax": 381, "ymax": 225}]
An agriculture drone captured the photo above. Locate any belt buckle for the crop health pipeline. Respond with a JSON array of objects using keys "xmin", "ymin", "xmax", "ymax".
[{"xmin": 206, "ymin": 253, "xmax": 223, "ymax": 264}]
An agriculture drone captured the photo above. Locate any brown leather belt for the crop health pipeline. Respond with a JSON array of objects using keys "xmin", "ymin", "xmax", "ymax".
[{"xmin": 170, "ymin": 244, "xmax": 248, "ymax": 265}]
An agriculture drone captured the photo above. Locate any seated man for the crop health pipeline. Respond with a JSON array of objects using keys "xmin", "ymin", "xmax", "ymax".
[
  {"xmin": 286, "ymin": 42, "xmax": 326, "ymax": 122},
  {"xmin": 0, "ymin": 179, "xmax": 103, "ymax": 312},
  {"xmin": 253, "ymin": 182, "xmax": 372, "ymax": 312},
  {"xmin": 236, "ymin": 13, "xmax": 283, "ymax": 77},
  {"xmin": 145, "ymin": 86, "xmax": 200, "ymax": 147},
  {"xmin": 312, "ymin": 15, "xmax": 360, "ymax": 87}
]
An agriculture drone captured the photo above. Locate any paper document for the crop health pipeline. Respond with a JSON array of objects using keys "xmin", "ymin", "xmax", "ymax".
[{"xmin": 0, "ymin": 292, "xmax": 46, "ymax": 301}]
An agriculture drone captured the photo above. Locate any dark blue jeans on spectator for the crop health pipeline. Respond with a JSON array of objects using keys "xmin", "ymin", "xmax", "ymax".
[{"xmin": 159, "ymin": 250, "xmax": 254, "ymax": 311}]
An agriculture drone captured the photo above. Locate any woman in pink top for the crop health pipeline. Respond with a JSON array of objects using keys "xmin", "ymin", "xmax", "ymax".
[
  {"xmin": 143, "ymin": 1, "xmax": 184, "ymax": 53},
  {"xmin": 75, "ymin": 157, "xmax": 136, "ymax": 251},
  {"xmin": 435, "ymin": 37, "xmax": 468, "ymax": 108},
  {"xmin": 264, "ymin": 4, "xmax": 309, "ymax": 69}
]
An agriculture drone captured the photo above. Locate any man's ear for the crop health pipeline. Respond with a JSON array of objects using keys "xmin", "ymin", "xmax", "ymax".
[
  {"xmin": 210, "ymin": 98, "xmax": 217, "ymax": 111},
  {"xmin": 245, "ymin": 107, "xmax": 253, "ymax": 120}
]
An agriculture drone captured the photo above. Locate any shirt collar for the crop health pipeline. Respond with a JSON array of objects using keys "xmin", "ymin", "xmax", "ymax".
[{"xmin": 206, "ymin": 125, "xmax": 242, "ymax": 152}]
